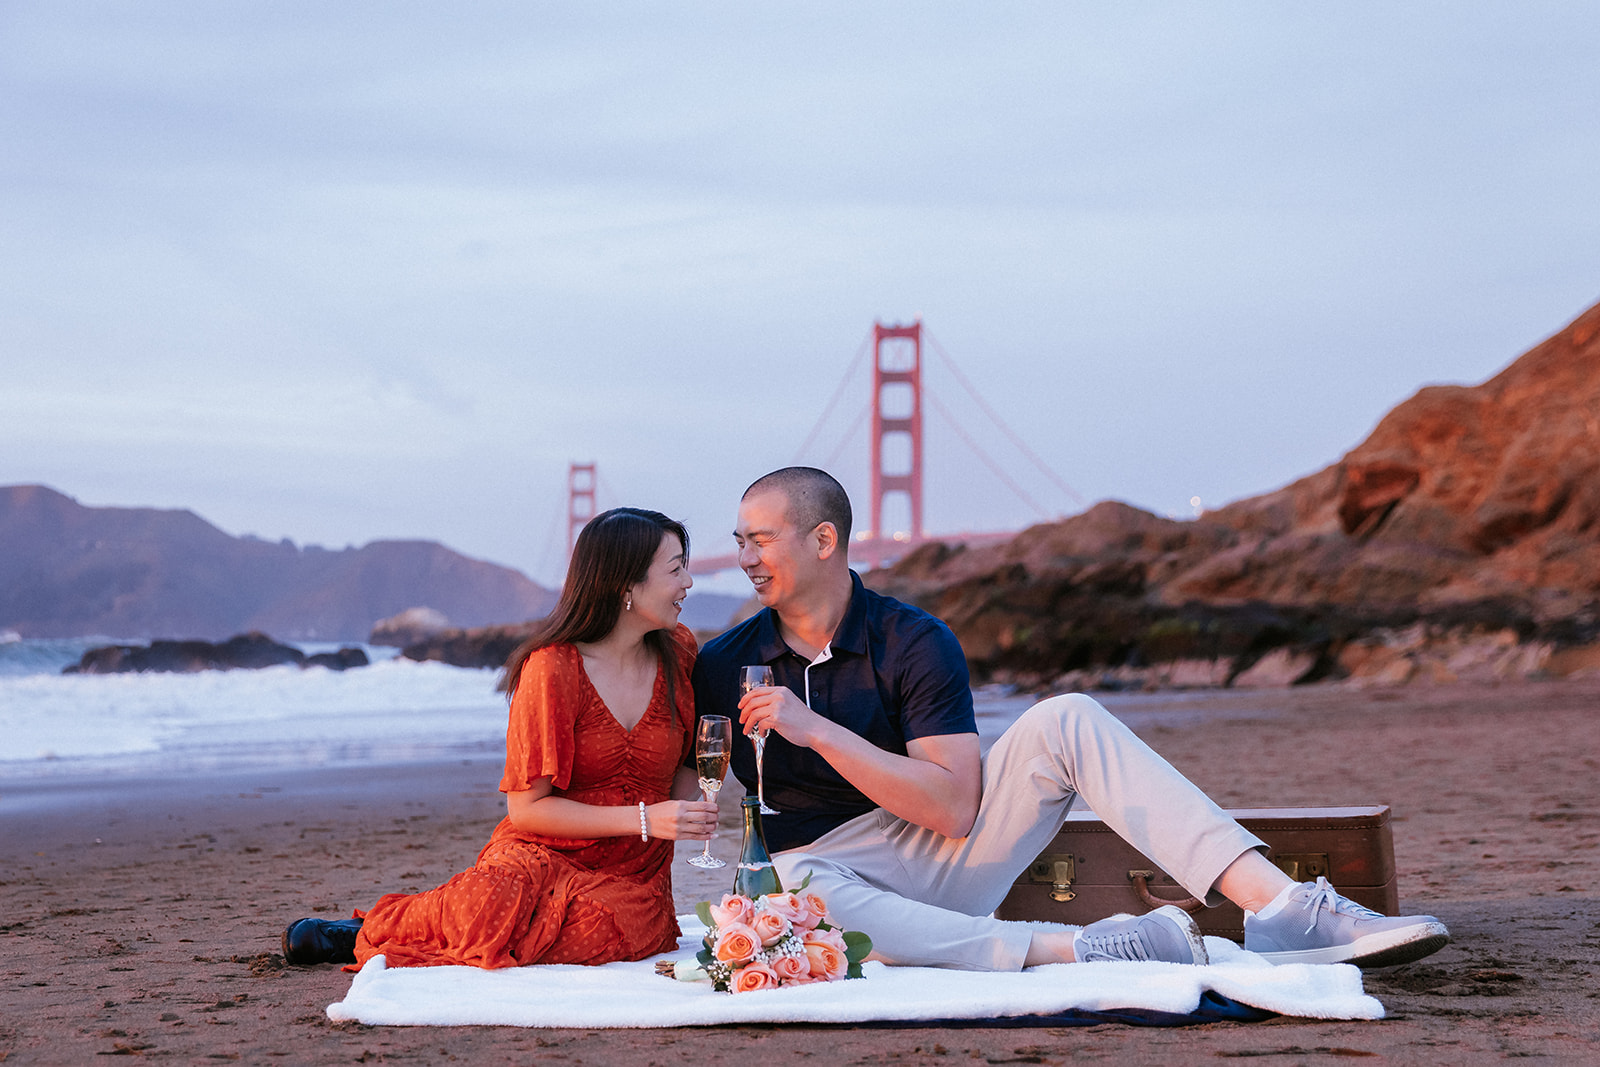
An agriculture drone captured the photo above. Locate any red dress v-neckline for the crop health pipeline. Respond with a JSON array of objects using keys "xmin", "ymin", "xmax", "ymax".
[{"xmin": 576, "ymin": 653, "xmax": 663, "ymax": 737}]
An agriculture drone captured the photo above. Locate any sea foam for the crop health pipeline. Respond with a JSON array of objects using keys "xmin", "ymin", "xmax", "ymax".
[{"xmin": 0, "ymin": 641, "xmax": 507, "ymax": 779}]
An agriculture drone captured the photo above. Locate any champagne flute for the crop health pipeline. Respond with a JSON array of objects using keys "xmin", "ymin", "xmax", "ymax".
[
  {"xmin": 740, "ymin": 665, "xmax": 779, "ymax": 814},
  {"xmin": 687, "ymin": 715, "xmax": 731, "ymax": 869}
]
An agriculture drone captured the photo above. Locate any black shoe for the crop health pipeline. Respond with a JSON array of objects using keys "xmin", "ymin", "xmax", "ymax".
[{"xmin": 282, "ymin": 917, "xmax": 363, "ymax": 965}]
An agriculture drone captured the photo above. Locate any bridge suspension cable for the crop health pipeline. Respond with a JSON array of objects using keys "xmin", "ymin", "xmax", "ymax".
[
  {"xmin": 788, "ymin": 322, "xmax": 1083, "ymax": 531},
  {"xmin": 792, "ymin": 330, "xmax": 873, "ymax": 464},
  {"xmin": 924, "ymin": 329, "xmax": 1085, "ymax": 507},
  {"xmin": 654, "ymin": 318, "xmax": 1085, "ymax": 575},
  {"xmin": 821, "ymin": 403, "xmax": 872, "ymax": 469},
  {"xmin": 925, "ymin": 392, "xmax": 1054, "ymax": 522}
]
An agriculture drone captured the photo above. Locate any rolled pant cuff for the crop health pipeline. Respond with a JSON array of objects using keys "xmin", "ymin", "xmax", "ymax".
[{"xmin": 1188, "ymin": 832, "xmax": 1272, "ymax": 907}]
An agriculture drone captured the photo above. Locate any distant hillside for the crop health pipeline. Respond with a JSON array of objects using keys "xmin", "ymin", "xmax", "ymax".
[
  {"xmin": 0, "ymin": 486, "xmax": 557, "ymax": 641},
  {"xmin": 870, "ymin": 296, "xmax": 1600, "ymax": 686}
]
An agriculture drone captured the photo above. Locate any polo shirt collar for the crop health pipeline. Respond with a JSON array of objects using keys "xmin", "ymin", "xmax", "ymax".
[
  {"xmin": 751, "ymin": 569, "xmax": 871, "ymax": 662},
  {"xmin": 831, "ymin": 570, "xmax": 870, "ymax": 656},
  {"xmin": 750, "ymin": 608, "xmax": 788, "ymax": 664}
]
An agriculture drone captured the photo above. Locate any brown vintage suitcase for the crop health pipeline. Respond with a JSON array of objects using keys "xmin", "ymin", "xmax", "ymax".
[{"xmin": 995, "ymin": 805, "xmax": 1399, "ymax": 941}]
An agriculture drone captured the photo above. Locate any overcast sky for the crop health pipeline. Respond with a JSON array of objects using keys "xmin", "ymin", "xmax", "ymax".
[{"xmin": 3, "ymin": 3, "xmax": 1597, "ymax": 592}]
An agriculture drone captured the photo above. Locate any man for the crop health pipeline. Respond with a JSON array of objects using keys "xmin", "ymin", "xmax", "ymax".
[{"xmin": 692, "ymin": 467, "xmax": 1450, "ymax": 970}]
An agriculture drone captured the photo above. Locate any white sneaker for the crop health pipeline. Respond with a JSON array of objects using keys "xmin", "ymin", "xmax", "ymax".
[
  {"xmin": 1244, "ymin": 877, "xmax": 1449, "ymax": 967},
  {"xmin": 1073, "ymin": 905, "xmax": 1209, "ymax": 965}
]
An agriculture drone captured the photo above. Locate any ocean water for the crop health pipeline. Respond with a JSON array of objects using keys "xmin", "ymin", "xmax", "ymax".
[
  {"xmin": 0, "ymin": 637, "xmax": 509, "ymax": 780},
  {"xmin": 0, "ymin": 638, "xmax": 1238, "ymax": 785}
]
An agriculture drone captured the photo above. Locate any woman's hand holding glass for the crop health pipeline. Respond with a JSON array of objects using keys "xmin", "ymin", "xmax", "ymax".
[{"xmin": 641, "ymin": 799, "xmax": 719, "ymax": 840}]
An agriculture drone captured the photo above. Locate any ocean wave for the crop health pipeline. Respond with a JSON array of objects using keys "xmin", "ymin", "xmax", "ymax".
[{"xmin": 0, "ymin": 650, "xmax": 508, "ymax": 777}]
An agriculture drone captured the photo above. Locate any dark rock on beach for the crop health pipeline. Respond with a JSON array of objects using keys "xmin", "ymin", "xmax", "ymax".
[
  {"xmin": 63, "ymin": 632, "xmax": 368, "ymax": 674},
  {"xmin": 401, "ymin": 622, "xmax": 537, "ymax": 671},
  {"xmin": 304, "ymin": 646, "xmax": 371, "ymax": 671}
]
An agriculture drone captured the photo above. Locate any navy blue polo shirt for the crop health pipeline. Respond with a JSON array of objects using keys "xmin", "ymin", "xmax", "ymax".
[{"xmin": 691, "ymin": 571, "xmax": 976, "ymax": 853}]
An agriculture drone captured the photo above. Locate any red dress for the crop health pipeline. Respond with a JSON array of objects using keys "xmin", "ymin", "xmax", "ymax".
[{"xmin": 351, "ymin": 626, "xmax": 695, "ymax": 969}]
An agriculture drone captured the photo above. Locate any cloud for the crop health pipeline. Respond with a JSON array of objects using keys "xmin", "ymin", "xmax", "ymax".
[{"xmin": 2, "ymin": 3, "xmax": 1598, "ymax": 584}]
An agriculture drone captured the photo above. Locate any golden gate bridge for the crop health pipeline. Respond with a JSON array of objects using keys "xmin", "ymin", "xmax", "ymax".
[{"xmin": 563, "ymin": 320, "xmax": 1083, "ymax": 575}]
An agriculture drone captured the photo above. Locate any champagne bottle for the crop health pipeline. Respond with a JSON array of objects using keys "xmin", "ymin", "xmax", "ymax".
[{"xmin": 732, "ymin": 796, "xmax": 782, "ymax": 898}]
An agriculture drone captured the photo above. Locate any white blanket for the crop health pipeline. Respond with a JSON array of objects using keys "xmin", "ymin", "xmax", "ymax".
[{"xmin": 326, "ymin": 919, "xmax": 1383, "ymax": 1028}]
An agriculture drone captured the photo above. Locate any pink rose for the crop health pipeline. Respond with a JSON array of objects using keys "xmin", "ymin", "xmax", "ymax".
[
  {"xmin": 731, "ymin": 960, "xmax": 780, "ymax": 993},
  {"xmin": 762, "ymin": 891, "xmax": 807, "ymax": 924},
  {"xmin": 709, "ymin": 893, "xmax": 755, "ymax": 928},
  {"xmin": 804, "ymin": 926, "xmax": 848, "ymax": 954},
  {"xmin": 772, "ymin": 953, "xmax": 811, "ymax": 983},
  {"xmin": 714, "ymin": 922, "xmax": 760, "ymax": 964},
  {"xmin": 794, "ymin": 892, "xmax": 828, "ymax": 932},
  {"xmin": 804, "ymin": 940, "xmax": 848, "ymax": 981},
  {"xmin": 751, "ymin": 909, "xmax": 790, "ymax": 948}
]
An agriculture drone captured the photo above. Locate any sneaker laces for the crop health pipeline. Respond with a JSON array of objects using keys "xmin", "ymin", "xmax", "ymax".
[
  {"xmin": 1300, "ymin": 876, "xmax": 1382, "ymax": 933},
  {"xmin": 1078, "ymin": 928, "xmax": 1151, "ymax": 963}
]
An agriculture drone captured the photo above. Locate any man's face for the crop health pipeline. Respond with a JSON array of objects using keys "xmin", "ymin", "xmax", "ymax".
[{"xmin": 734, "ymin": 488, "xmax": 817, "ymax": 613}]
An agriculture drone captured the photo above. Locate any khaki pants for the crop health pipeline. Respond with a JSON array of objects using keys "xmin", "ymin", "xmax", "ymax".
[{"xmin": 773, "ymin": 693, "xmax": 1265, "ymax": 970}]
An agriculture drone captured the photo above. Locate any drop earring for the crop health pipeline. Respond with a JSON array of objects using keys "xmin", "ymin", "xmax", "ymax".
[{"xmin": 625, "ymin": 596, "xmax": 632, "ymax": 611}]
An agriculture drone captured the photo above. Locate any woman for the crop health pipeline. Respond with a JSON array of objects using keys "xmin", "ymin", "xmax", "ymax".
[{"xmin": 282, "ymin": 507, "xmax": 718, "ymax": 968}]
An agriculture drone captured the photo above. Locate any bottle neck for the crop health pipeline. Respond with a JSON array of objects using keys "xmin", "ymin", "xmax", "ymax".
[
  {"xmin": 739, "ymin": 800, "xmax": 768, "ymax": 857},
  {"xmin": 734, "ymin": 798, "xmax": 781, "ymax": 895}
]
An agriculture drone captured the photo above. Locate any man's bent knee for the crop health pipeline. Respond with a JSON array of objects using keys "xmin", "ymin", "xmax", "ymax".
[{"xmin": 1013, "ymin": 692, "xmax": 1114, "ymax": 742}]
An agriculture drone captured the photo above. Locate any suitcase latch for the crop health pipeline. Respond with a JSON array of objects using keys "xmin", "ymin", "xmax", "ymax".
[
  {"xmin": 1271, "ymin": 852, "xmax": 1330, "ymax": 881},
  {"xmin": 1025, "ymin": 853, "xmax": 1077, "ymax": 902}
]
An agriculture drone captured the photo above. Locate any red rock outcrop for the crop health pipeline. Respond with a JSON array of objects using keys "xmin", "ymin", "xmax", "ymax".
[
  {"xmin": 1175, "ymin": 297, "xmax": 1600, "ymax": 616},
  {"xmin": 869, "ymin": 297, "xmax": 1600, "ymax": 685}
]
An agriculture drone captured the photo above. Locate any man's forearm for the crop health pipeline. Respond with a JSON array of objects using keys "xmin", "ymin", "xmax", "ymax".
[{"xmin": 806, "ymin": 722, "xmax": 981, "ymax": 839}]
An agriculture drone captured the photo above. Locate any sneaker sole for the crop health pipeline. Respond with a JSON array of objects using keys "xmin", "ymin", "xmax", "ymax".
[
  {"xmin": 1151, "ymin": 905, "xmax": 1210, "ymax": 966},
  {"xmin": 1252, "ymin": 921, "xmax": 1450, "ymax": 968}
]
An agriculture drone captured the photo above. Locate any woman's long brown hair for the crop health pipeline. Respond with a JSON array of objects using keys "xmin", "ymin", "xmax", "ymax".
[{"xmin": 498, "ymin": 507, "xmax": 690, "ymax": 708}]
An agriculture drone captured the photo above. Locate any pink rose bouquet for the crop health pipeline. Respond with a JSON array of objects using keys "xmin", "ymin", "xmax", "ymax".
[{"xmin": 676, "ymin": 873, "xmax": 872, "ymax": 993}]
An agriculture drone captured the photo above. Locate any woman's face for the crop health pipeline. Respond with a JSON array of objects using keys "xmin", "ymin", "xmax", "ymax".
[{"xmin": 627, "ymin": 531, "xmax": 693, "ymax": 631}]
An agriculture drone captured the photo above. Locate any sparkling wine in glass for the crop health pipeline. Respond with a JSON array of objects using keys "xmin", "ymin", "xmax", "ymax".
[
  {"xmin": 740, "ymin": 665, "xmax": 779, "ymax": 814},
  {"xmin": 687, "ymin": 715, "xmax": 731, "ymax": 869}
]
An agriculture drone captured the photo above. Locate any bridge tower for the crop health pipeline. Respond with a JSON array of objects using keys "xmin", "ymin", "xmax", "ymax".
[
  {"xmin": 870, "ymin": 320, "xmax": 924, "ymax": 543},
  {"xmin": 567, "ymin": 461, "xmax": 596, "ymax": 559}
]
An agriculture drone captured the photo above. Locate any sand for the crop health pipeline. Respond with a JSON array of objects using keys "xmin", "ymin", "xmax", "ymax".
[{"xmin": 3, "ymin": 679, "xmax": 1598, "ymax": 1064}]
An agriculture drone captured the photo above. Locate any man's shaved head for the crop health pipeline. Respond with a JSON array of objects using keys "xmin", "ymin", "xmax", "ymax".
[{"xmin": 743, "ymin": 467, "xmax": 853, "ymax": 544}]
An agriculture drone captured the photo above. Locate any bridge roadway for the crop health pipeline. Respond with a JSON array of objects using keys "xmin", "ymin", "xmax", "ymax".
[{"xmin": 688, "ymin": 529, "xmax": 1016, "ymax": 576}]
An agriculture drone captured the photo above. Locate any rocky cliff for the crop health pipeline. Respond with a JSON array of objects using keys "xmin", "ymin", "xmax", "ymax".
[
  {"xmin": 0, "ymin": 486, "xmax": 557, "ymax": 641},
  {"xmin": 869, "ymin": 297, "xmax": 1600, "ymax": 687}
]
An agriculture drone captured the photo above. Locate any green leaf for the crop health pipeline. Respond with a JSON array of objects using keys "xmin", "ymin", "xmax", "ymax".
[
  {"xmin": 694, "ymin": 901, "xmax": 714, "ymax": 929},
  {"xmin": 843, "ymin": 931, "xmax": 872, "ymax": 964},
  {"xmin": 846, "ymin": 961, "xmax": 864, "ymax": 980},
  {"xmin": 797, "ymin": 869, "xmax": 813, "ymax": 891},
  {"xmin": 696, "ymin": 946, "xmax": 714, "ymax": 968}
]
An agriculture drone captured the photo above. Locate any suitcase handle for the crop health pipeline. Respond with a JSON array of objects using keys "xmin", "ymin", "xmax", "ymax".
[{"xmin": 1128, "ymin": 869, "xmax": 1205, "ymax": 914}]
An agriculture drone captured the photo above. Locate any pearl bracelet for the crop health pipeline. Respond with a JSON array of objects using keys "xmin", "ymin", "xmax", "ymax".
[{"xmin": 638, "ymin": 801, "xmax": 649, "ymax": 841}]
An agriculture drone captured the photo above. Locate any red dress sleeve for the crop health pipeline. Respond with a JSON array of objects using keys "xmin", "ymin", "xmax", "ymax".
[{"xmin": 499, "ymin": 644, "xmax": 581, "ymax": 794}]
